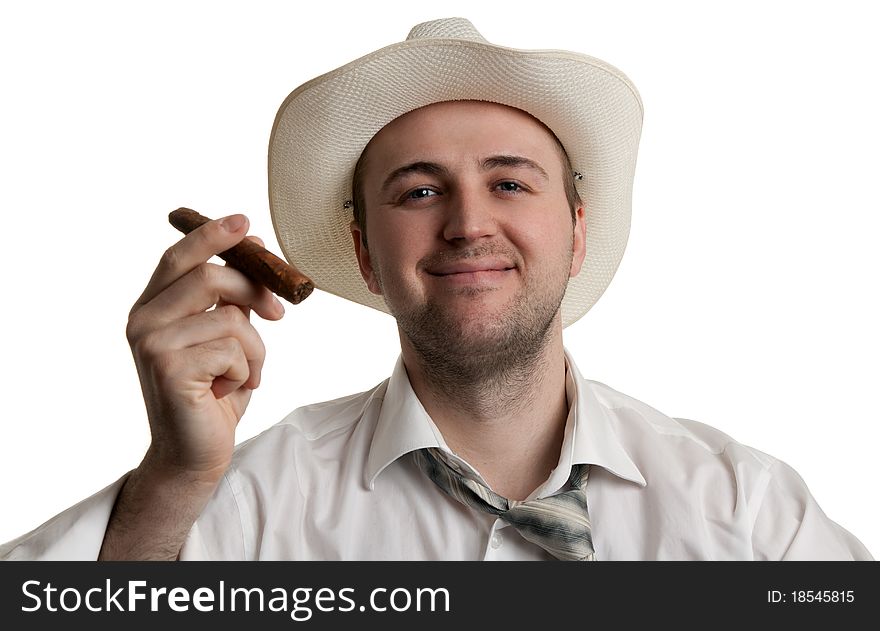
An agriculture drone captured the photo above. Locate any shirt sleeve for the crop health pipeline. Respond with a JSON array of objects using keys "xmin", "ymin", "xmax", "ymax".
[
  {"xmin": 0, "ymin": 474, "xmax": 129, "ymax": 561},
  {"xmin": 0, "ymin": 471, "xmax": 248, "ymax": 561},
  {"xmin": 177, "ymin": 471, "xmax": 248, "ymax": 560},
  {"xmin": 751, "ymin": 459, "xmax": 873, "ymax": 560}
]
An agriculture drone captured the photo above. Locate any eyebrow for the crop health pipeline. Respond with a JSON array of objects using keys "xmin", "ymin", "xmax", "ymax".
[
  {"xmin": 379, "ymin": 154, "xmax": 550, "ymax": 194},
  {"xmin": 480, "ymin": 155, "xmax": 549, "ymax": 181},
  {"xmin": 380, "ymin": 161, "xmax": 449, "ymax": 194}
]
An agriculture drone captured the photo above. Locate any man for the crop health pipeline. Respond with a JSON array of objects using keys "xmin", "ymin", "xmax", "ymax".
[{"xmin": 1, "ymin": 18, "xmax": 871, "ymax": 560}]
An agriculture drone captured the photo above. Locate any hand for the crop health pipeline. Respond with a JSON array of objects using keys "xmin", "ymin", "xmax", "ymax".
[{"xmin": 125, "ymin": 213, "xmax": 284, "ymax": 483}]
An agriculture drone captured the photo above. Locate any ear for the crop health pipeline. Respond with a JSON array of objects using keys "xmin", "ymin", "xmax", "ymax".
[
  {"xmin": 569, "ymin": 205, "xmax": 587, "ymax": 278},
  {"xmin": 350, "ymin": 220, "xmax": 383, "ymax": 295}
]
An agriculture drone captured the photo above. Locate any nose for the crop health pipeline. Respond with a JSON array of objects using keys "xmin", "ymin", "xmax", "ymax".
[{"xmin": 441, "ymin": 186, "xmax": 498, "ymax": 243}]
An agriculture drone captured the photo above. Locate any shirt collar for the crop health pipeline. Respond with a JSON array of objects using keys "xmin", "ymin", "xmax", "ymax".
[
  {"xmin": 365, "ymin": 351, "xmax": 646, "ymax": 490},
  {"xmin": 564, "ymin": 349, "xmax": 646, "ymax": 487},
  {"xmin": 365, "ymin": 356, "xmax": 443, "ymax": 489}
]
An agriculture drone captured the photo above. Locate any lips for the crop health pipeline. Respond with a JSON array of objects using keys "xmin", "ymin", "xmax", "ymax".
[{"xmin": 426, "ymin": 258, "xmax": 515, "ymax": 276}]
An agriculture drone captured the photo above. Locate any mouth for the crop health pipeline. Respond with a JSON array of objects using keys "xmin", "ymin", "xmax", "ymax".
[
  {"xmin": 426, "ymin": 259, "xmax": 516, "ymax": 276},
  {"xmin": 425, "ymin": 259, "xmax": 516, "ymax": 286}
]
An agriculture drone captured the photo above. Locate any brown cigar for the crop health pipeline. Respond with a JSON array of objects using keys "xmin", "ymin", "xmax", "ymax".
[{"xmin": 168, "ymin": 207, "xmax": 314, "ymax": 305}]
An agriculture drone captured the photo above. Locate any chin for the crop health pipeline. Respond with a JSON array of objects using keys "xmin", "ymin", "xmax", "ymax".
[
  {"xmin": 390, "ymin": 278, "xmax": 564, "ymax": 356},
  {"xmin": 439, "ymin": 308, "xmax": 539, "ymax": 357}
]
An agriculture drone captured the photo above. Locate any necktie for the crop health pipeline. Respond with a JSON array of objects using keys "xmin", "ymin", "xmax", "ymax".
[{"xmin": 412, "ymin": 448, "xmax": 596, "ymax": 561}]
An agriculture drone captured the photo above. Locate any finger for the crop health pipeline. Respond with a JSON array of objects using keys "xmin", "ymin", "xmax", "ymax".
[
  {"xmin": 217, "ymin": 285, "xmax": 278, "ymax": 322},
  {"xmin": 189, "ymin": 337, "xmax": 251, "ymax": 400},
  {"xmin": 147, "ymin": 305, "xmax": 267, "ymax": 389},
  {"xmin": 205, "ymin": 338, "xmax": 249, "ymax": 400},
  {"xmin": 138, "ymin": 261, "xmax": 284, "ymax": 326},
  {"xmin": 212, "ymin": 374, "xmax": 250, "ymax": 401},
  {"xmin": 156, "ymin": 336, "xmax": 251, "ymax": 401},
  {"xmin": 245, "ymin": 235, "xmax": 266, "ymax": 249},
  {"xmin": 132, "ymin": 214, "xmax": 250, "ymax": 314},
  {"xmin": 217, "ymin": 235, "xmax": 273, "ymax": 319}
]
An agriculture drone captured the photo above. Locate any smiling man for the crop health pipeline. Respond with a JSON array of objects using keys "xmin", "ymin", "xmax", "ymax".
[
  {"xmin": 1, "ymin": 18, "xmax": 871, "ymax": 561},
  {"xmin": 351, "ymin": 100, "xmax": 584, "ymax": 501}
]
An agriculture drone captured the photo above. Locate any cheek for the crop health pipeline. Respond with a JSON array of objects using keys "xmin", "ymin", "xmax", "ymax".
[
  {"xmin": 512, "ymin": 214, "xmax": 573, "ymax": 260},
  {"xmin": 517, "ymin": 237, "xmax": 575, "ymax": 290},
  {"xmin": 373, "ymin": 212, "xmax": 437, "ymax": 253},
  {"xmin": 367, "ymin": 218, "xmax": 432, "ymax": 282}
]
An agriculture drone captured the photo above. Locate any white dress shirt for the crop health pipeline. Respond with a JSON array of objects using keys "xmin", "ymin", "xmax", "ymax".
[{"xmin": 1, "ymin": 350, "xmax": 872, "ymax": 560}]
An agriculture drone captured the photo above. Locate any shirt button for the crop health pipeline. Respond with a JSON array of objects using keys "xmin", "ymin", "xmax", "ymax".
[{"xmin": 490, "ymin": 533, "xmax": 504, "ymax": 549}]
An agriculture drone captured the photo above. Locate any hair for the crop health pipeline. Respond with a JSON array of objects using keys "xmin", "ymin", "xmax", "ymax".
[{"xmin": 351, "ymin": 124, "xmax": 583, "ymax": 250}]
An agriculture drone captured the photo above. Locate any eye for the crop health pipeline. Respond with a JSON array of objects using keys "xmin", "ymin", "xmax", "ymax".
[
  {"xmin": 405, "ymin": 187, "xmax": 439, "ymax": 200},
  {"xmin": 496, "ymin": 181, "xmax": 523, "ymax": 194}
]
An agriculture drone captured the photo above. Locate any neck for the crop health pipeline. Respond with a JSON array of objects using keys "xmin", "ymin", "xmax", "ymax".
[{"xmin": 400, "ymin": 319, "xmax": 569, "ymax": 500}]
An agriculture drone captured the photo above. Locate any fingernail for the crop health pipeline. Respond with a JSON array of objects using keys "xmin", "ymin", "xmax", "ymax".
[
  {"xmin": 274, "ymin": 296, "xmax": 285, "ymax": 316},
  {"xmin": 220, "ymin": 214, "xmax": 246, "ymax": 232}
]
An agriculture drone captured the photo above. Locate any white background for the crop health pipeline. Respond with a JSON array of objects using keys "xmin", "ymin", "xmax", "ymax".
[{"xmin": 1, "ymin": 0, "xmax": 877, "ymax": 556}]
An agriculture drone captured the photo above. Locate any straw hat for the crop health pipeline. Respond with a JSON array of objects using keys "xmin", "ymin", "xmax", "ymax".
[{"xmin": 268, "ymin": 17, "xmax": 642, "ymax": 327}]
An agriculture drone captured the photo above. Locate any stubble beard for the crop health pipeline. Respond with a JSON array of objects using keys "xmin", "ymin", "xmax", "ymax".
[{"xmin": 378, "ymin": 245, "xmax": 573, "ymax": 417}]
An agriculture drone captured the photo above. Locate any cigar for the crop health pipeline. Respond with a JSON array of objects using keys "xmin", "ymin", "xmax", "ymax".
[{"xmin": 168, "ymin": 207, "xmax": 314, "ymax": 305}]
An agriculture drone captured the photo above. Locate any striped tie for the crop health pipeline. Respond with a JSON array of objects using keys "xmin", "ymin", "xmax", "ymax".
[{"xmin": 412, "ymin": 448, "xmax": 596, "ymax": 561}]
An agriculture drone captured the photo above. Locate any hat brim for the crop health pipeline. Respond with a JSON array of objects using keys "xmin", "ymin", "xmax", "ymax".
[{"xmin": 268, "ymin": 38, "xmax": 643, "ymax": 327}]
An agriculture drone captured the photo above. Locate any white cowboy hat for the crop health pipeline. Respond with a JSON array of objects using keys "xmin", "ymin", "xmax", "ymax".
[{"xmin": 268, "ymin": 17, "xmax": 643, "ymax": 327}]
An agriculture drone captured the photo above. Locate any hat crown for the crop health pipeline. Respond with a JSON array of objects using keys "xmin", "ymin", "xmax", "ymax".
[{"xmin": 406, "ymin": 17, "xmax": 488, "ymax": 43}]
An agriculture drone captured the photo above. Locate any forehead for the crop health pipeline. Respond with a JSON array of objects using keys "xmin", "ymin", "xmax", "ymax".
[{"xmin": 362, "ymin": 100, "xmax": 564, "ymax": 171}]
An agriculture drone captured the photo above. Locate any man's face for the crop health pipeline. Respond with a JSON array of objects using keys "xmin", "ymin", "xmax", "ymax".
[{"xmin": 351, "ymin": 100, "xmax": 586, "ymax": 361}]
